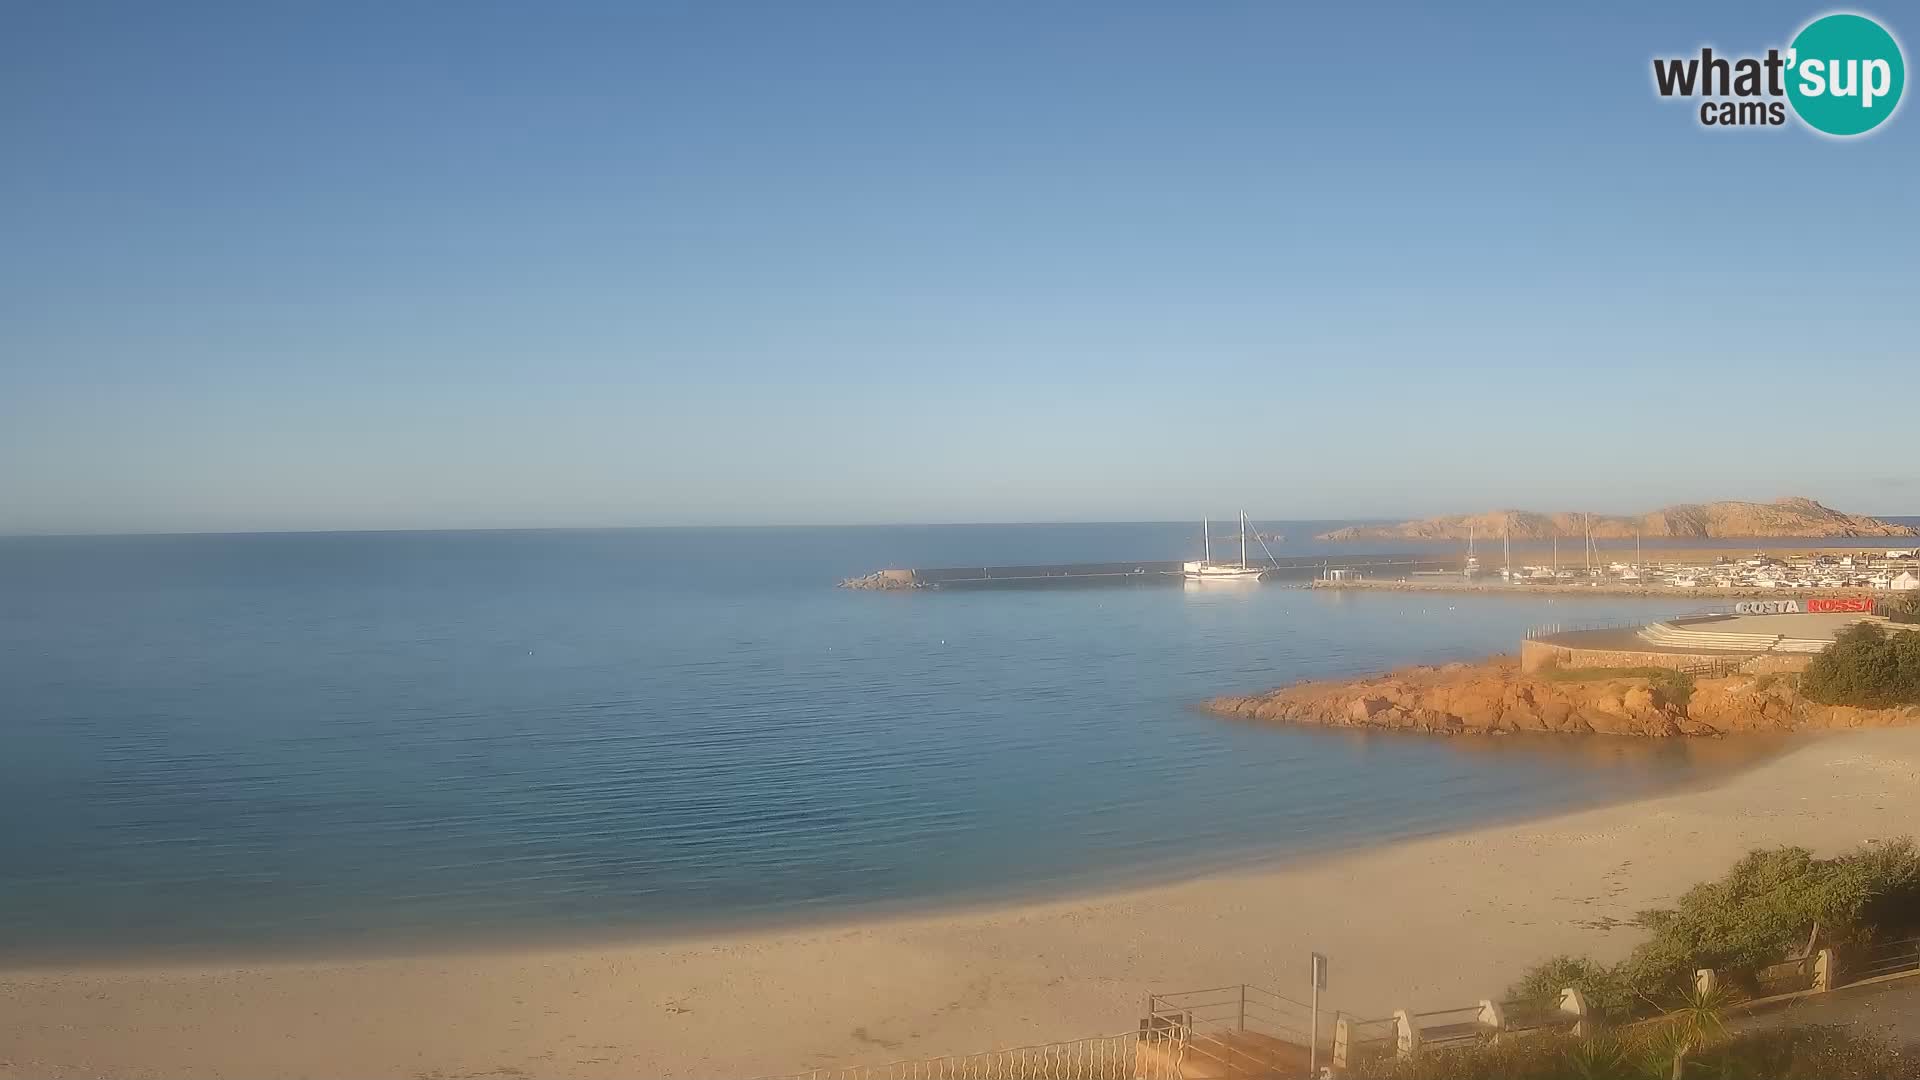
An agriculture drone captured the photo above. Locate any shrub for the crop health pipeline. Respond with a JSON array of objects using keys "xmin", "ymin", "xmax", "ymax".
[
  {"xmin": 1799, "ymin": 623, "xmax": 1920, "ymax": 708},
  {"xmin": 1883, "ymin": 591, "xmax": 1920, "ymax": 625},
  {"xmin": 1535, "ymin": 665, "xmax": 1697, "ymax": 708},
  {"xmin": 1502, "ymin": 840, "xmax": 1920, "ymax": 1012},
  {"xmin": 1505, "ymin": 955, "xmax": 1633, "ymax": 1021},
  {"xmin": 1346, "ymin": 1026, "xmax": 1917, "ymax": 1080},
  {"xmin": 1621, "ymin": 839, "xmax": 1920, "ymax": 998}
]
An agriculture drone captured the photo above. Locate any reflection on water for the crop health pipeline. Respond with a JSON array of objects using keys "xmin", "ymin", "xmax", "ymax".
[
  {"xmin": 1422, "ymin": 728, "xmax": 1793, "ymax": 772},
  {"xmin": 0, "ymin": 526, "xmax": 1809, "ymax": 959},
  {"xmin": 1222, "ymin": 716, "xmax": 1796, "ymax": 775}
]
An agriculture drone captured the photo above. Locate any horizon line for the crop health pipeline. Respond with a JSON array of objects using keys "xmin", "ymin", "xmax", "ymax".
[{"xmin": 3, "ymin": 511, "xmax": 1918, "ymax": 543}]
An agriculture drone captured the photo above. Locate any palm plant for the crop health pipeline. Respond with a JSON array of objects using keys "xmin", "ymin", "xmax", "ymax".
[{"xmin": 1636, "ymin": 983, "xmax": 1734, "ymax": 1079}]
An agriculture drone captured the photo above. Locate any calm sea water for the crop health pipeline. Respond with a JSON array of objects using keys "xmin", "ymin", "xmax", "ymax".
[{"xmin": 0, "ymin": 522, "xmax": 1880, "ymax": 961}]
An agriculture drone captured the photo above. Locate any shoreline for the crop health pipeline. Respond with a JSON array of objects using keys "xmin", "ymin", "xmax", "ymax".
[{"xmin": 7, "ymin": 730, "xmax": 1917, "ymax": 1079}]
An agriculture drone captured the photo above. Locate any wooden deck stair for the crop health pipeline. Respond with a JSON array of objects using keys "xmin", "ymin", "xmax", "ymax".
[{"xmin": 1180, "ymin": 1029, "xmax": 1312, "ymax": 1078}]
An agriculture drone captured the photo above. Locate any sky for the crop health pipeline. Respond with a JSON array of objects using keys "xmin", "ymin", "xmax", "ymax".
[{"xmin": 2, "ymin": 1, "xmax": 1916, "ymax": 533}]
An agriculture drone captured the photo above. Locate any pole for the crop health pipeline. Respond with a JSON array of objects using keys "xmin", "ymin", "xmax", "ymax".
[
  {"xmin": 1311, "ymin": 979, "xmax": 1321, "ymax": 1076},
  {"xmin": 1310, "ymin": 952, "xmax": 1328, "ymax": 1077}
]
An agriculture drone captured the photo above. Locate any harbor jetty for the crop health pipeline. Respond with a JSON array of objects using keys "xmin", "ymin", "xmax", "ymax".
[{"xmin": 841, "ymin": 553, "xmax": 1453, "ymax": 590}]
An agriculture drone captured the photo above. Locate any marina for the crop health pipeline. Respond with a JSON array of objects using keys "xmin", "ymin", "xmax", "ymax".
[{"xmin": 1440, "ymin": 545, "xmax": 1920, "ymax": 594}]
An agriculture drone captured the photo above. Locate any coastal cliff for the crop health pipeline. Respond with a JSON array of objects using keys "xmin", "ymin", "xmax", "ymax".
[
  {"xmin": 1317, "ymin": 497, "xmax": 1917, "ymax": 542},
  {"xmin": 1205, "ymin": 658, "xmax": 1920, "ymax": 738}
]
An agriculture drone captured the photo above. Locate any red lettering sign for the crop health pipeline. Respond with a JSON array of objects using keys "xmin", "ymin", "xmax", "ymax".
[{"xmin": 1808, "ymin": 597, "xmax": 1874, "ymax": 613}]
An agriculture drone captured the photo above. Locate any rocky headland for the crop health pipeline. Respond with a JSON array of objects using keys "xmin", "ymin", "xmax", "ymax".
[
  {"xmin": 1318, "ymin": 497, "xmax": 1917, "ymax": 542},
  {"xmin": 1204, "ymin": 658, "xmax": 1920, "ymax": 738}
]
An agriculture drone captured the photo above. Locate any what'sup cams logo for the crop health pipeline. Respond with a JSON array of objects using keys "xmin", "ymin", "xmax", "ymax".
[{"xmin": 1653, "ymin": 11, "xmax": 1905, "ymax": 135}]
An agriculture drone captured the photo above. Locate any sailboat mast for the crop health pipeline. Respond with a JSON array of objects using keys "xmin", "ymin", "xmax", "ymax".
[
  {"xmin": 1204, "ymin": 519, "xmax": 1212, "ymax": 564},
  {"xmin": 1240, "ymin": 512, "xmax": 1248, "ymax": 569}
]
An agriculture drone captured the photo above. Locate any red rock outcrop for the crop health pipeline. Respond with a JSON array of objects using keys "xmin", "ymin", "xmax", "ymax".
[{"xmin": 1204, "ymin": 658, "xmax": 1920, "ymax": 737}]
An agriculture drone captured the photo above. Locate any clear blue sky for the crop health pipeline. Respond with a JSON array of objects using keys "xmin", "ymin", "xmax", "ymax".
[{"xmin": 3, "ymin": 1, "xmax": 1915, "ymax": 533}]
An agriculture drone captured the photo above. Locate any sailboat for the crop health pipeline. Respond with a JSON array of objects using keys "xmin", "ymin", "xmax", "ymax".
[
  {"xmin": 1463, "ymin": 523, "xmax": 1480, "ymax": 579},
  {"xmin": 1184, "ymin": 513, "xmax": 1268, "ymax": 581}
]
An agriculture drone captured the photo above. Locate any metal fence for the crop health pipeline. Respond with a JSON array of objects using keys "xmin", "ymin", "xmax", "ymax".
[
  {"xmin": 1144, "ymin": 983, "xmax": 1316, "ymax": 1077},
  {"xmin": 1145, "ymin": 983, "xmax": 1313, "ymax": 1046},
  {"xmin": 755, "ymin": 1030, "xmax": 1176, "ymax": 1080},
  {"xmin": 1332, "ymin": 1014, "xmax": 1396, "ymax": 1070},
  {"xmin": 1846, "ymin": 935, "xmax": 1920, "ymax": 984},
  {"xmin": 1523, "ymin": 616, "xmax": 1657, "ymax": 640},
  {"xmin": 1407, "ymin": 1005, "xmax": 1488, "ymax": 1050},
  {"xmin": 1523, "ymin": 612, "xmax": 1712, "ymax": 640}
]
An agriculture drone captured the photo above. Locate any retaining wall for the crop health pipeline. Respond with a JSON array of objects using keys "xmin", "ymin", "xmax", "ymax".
[
  {"xmin": 1519, "ymin": 639, "xmax": 1726, "ymax": 673},
  {"xmin": 1519, "ymin": 639, "xmax": 1815, "ymax": 675}
]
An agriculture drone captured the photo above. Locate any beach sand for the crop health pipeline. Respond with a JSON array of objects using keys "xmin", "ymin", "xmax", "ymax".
[{"xmin": 3, "ymin": 728, "xmax": 1917, "ymax": 1079}]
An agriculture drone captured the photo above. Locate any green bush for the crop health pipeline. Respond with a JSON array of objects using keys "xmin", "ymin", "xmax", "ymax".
[
  {"xmin": 1799, "ymin": 623, "xmax": 1920, "ymax": 708},
  {"xmin": 1505, "ymin": 955, "xmax": 1633, "ymax": 1021},
  {"xmin": 1347, "ymin": 1026, "xmax": 1917, "ymax": 1080},
  {"xmin": 1535, "ymin": 665, "xmax": 1697, "ymax": 708},
  {"xmin": 1622, "ymin": 840, "xmax": 1920, "ymax": 997},
  {"xmin": 1502, "ymin": 840, "xmax": 1920, "ymax": 1011},
  {"xmin": 1884, "ymin": 591, "xmax": 1920, "ymax": 625}
]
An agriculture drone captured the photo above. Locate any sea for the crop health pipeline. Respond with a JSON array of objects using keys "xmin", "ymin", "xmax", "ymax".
[{"xmin": 2, "ymin": 521, "xmax": 1910, "ymax": 962}]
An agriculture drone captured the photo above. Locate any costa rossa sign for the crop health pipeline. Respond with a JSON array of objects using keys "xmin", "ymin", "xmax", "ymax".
[
  {"xmin": 1808, "ymin": 597, "xmax": 1875, "ymax": 613},
  {"xmin": 1733, "ymin": 597, "xmax": 1875, "ymax": 615}
]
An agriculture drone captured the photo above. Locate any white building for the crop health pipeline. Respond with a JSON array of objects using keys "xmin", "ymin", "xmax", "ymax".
[{"xmin": 1894, "ymin": 571, "xmax": 1920, "ymax": 592}]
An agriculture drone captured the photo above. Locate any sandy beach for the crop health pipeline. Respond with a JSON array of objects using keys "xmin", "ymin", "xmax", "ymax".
[{"xmin": 4, "ymin": 728, "xmax": 1917, "ymax": 1080}]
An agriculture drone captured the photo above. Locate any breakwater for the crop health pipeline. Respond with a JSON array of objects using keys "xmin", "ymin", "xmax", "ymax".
[{"xmin": 842, "ymin": 553, "xmax": 1456, "ymax": 589}]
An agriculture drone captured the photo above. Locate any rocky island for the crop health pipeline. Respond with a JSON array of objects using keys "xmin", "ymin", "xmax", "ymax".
[
  {"xmin": 1205, "ymin": 657, "xmax": 1920, "ymax": 738},
  {"xmin": 1318, "ymin": 497, "xmax": 1916, "ymax": 542}
]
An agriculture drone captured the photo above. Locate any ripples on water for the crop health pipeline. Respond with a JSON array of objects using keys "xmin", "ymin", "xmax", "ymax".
[{"xmin": 0, "ymin": 524, "xmax": 1807, "ymax": 959}]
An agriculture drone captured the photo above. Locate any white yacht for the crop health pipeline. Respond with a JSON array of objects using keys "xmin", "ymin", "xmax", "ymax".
[{"xmin": 1184, "ymin": 514, "xmax": 1268, "ymax": 582}]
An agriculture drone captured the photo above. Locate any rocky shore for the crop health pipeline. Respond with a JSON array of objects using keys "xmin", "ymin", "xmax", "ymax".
[
  {"xmin": 838, "ymin": 569, "xmax": 919, "ymax": 590},
  {"xmin": 1205, "ymin": 658, "xmax": 1920, "ymax": 738}
]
